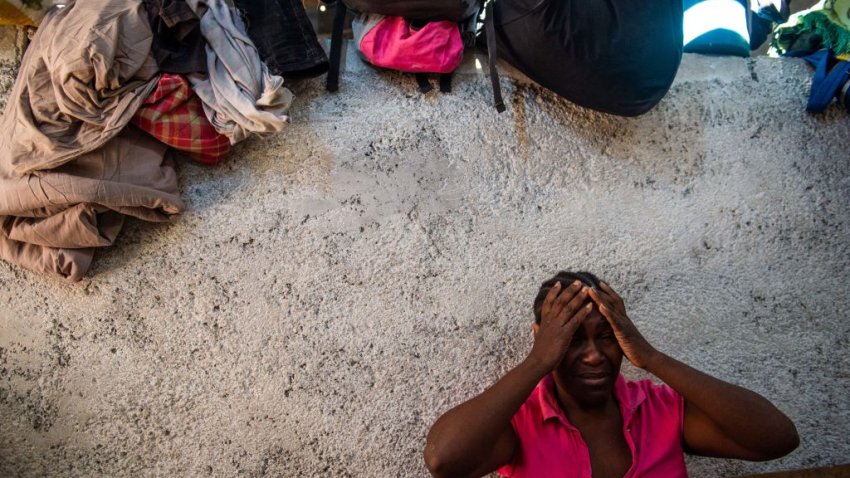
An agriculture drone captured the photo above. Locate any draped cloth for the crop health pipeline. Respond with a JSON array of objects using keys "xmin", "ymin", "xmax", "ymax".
[{"xmin": 185, "ymin": 0, "xmax": 294, "ymax": 144}]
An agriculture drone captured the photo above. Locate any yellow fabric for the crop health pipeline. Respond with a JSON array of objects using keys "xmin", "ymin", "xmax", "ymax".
[
  {"xmin": 0, "ymin": 2, "xmax": 34, "ymax": 25},
  {"xmin": 0, "ymin": 1, "xmax": 61, "ymax": 26},
  {"xmin": 829, "ymin": 0, "xmax": 850, "ymax": 28}
]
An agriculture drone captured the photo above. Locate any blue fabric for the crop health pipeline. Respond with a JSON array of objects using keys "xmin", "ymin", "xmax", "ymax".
[{"xmin": 804, "ymin": 49, "xmax": 850, "ymax": 112}]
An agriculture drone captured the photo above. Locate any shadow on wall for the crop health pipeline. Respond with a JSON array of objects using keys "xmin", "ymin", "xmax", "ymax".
[{"xmin": 503, "ymin": 78, "xmax": 709, "ymax": 187}]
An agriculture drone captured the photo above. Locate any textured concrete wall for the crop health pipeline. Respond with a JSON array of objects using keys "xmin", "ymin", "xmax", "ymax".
[{"xmin": 1, "ymin": 37, "xmax": 849, "ymax": 477}]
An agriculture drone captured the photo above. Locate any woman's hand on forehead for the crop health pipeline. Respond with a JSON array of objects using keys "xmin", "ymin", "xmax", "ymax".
[
  {"xmin": 587, "ymin": 282, "xmax": 658, "ymax": 369},
  {"xmin": 530, "ymin": 280, "xmax": 595, "ymax": 371}
]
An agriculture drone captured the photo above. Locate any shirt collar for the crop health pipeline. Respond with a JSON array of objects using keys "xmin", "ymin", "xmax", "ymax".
[
  {"xmin": 538, "ymin": 374, "xmax": 567, "ymax": 423},
  {"xmin": 537, "ymin": 373, "xmax": 647, "ymax": 427}
]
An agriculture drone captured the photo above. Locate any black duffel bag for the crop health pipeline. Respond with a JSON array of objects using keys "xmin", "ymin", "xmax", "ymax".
[{"xmin": 487, "ymin": 0, "xmax": 684, "ymax": 116}]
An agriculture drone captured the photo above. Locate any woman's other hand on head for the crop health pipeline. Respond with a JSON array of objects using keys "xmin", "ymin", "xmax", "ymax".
[
  {"xmin": 587, "ymin": 281, "xmax": 658, "ymax": 369},
  {"xmin": 528, "ymin": 280, "xmax": 594, "ymax": 371}
]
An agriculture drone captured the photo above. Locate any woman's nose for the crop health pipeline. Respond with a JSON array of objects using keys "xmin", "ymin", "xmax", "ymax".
[{"xmin": 580, "ymin": 339, "xmax": 605, "ymax": 365}]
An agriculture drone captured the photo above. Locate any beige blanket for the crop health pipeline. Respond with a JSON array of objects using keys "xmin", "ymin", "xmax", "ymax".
[
  {"xmin": 0, "ymin": 126, "xmax": 184, "ymax": 282},
  {"xmin": 0, "ymin": 0, "xmax": 185, "ymax": 282},
  {"xmin": 0, "ymin": 0, "xmax": 159, "ymax": 175}
]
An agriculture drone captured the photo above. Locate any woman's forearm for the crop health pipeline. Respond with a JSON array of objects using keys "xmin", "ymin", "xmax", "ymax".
[
  {"xmin": 644, "ymin": 351, "xmax": 799, "ymax": 458},
  {"xmin": 424, "ymin": 281, "xmax": 593, "ymax": 477},
  {"xmin": 424, "ymin": 356, "xmax": 550, "ymax": 477}
]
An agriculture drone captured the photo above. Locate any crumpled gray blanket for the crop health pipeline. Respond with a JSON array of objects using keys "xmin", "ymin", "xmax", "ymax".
[{"xmin": 186, "ymin": 0, "xmax": 294, "ymax": 144}]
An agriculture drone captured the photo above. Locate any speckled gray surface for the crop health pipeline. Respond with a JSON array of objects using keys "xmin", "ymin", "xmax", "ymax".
[{"xmin": 1, "ymin": 29, "xmax": 849, "ymax": 477}]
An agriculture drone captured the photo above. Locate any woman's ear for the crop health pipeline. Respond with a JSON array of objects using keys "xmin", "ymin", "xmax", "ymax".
[{"xmin": 532, "ymin": 322, "xmax": 540, "ymax": 335}]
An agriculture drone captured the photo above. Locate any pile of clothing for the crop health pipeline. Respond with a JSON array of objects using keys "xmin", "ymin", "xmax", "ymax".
[
  {"xmin": 772, "ymin": 0, "xmax": 850, "ymax": 57},
  {"xmin": 769, "ymin": 0, "xmax": 850, "ymax": 113},
  {"xmin": 0, "ymin": 0, "xmax": 327, "ymax": 281}
]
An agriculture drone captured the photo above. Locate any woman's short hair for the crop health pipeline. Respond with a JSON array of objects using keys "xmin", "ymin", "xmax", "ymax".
[{"xmin": 532, "ymin": 271, "xmax": 602, "ymax": 323}]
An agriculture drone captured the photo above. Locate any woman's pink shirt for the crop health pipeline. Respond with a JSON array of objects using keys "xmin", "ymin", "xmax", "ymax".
[{"xmin": 498, "ymin": 374, "xmax": 688, "ymax": 478}]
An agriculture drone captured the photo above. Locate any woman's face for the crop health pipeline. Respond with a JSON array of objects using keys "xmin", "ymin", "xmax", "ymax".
[{"xmin": 553, "ymin": 308, "xmax": 624, "ymax": 406}]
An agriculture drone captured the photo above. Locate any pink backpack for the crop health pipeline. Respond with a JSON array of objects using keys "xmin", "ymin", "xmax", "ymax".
[
  {"xmin": 326, "ymin": 0, "xmax": 487, "ymax": 96},
  {"xmin": 354, "ymin": 15, "xmax": 463, "ymax": 76}
]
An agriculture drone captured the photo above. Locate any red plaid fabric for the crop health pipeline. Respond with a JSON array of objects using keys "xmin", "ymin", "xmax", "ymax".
[{"xmin": 132, "ymin": 74, "xmax": 231, "ymax": 165}]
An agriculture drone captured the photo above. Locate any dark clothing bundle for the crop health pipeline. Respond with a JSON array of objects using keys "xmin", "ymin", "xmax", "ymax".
[
  {"xmin": 144, "ymin": 0, "xmax": 329, "ymax": 79},
  {"xmin": 234, "ymin": 0, "xmax": 329, "ymax": 78},
  {"xmin": 144, "ymin": 0, "xmax": 209, "ymax": 74},
  {"xmin": 489, "ymin": 0, "xmax": 684, "ymax": 117}
]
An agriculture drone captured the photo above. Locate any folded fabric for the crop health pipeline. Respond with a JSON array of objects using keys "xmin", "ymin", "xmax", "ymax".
[
  {"xmin": 0, "ymin": 0, "xmax": 63, "ymax": 26},
  {"xmin": 143, "ymin": 0, "xmax": 209, "ymax": 74},
  {"xmin": 233, "ymin": 0, "xmax": 329, "ymax": 79},
  {"xmin": 0, "ymin": 0, "xmax": 160, "ymax": 176},
  {"xmin": 0, "ymin": 126, "xmax": 184, "ymax": 282},
  {"xmin": 133, "ymin": 74, "xmax": 231, "ymax": 165},
  {"xmin": 0, "ymin": 238, "xmax": 96, "ymax": 283},
  {"xmin": 185, "ymin": 0, "xmax": 294, "ymax": 144}
]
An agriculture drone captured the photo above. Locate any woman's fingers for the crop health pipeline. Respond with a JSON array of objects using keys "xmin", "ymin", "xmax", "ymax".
[
  {"xmin": 596, "ymin": 302, "xmax": 615, "ymax": 323},
  {"xmin": 587, "ymin": 288, "xmax": 613, "ymax": 312},
  {"xmin": 540, "ymin": 281, "xmax": 562, "ymax": 323},
  {"xmin": 549, "ymin": 280, "xmax": 582, "ymax": 320},
  {"xmin": 599, "ymin": 281, "xmax": 626, "ymax": 311},
  {"xmin": 547, "ymin": 281, "xmax": 623, "ymax": 327},
  {"xmin": 564, "ymin": 302, "xmax": 593, "ymax": 334},
  {"xmin": 556, "ymin": 286, "xmax": 591, "ymax": 325},
  {"xmin": 588, "ymin": 288, "xmax": 622, "ymax": 329},
  {"xmin": 599, "ymin": 281, "xmax": 616, "ymax": 296}
]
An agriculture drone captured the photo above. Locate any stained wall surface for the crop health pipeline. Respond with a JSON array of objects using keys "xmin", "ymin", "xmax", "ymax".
[{"xmin": 1, "ymin": 34, "xmax": 848, "ymax": 477}]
